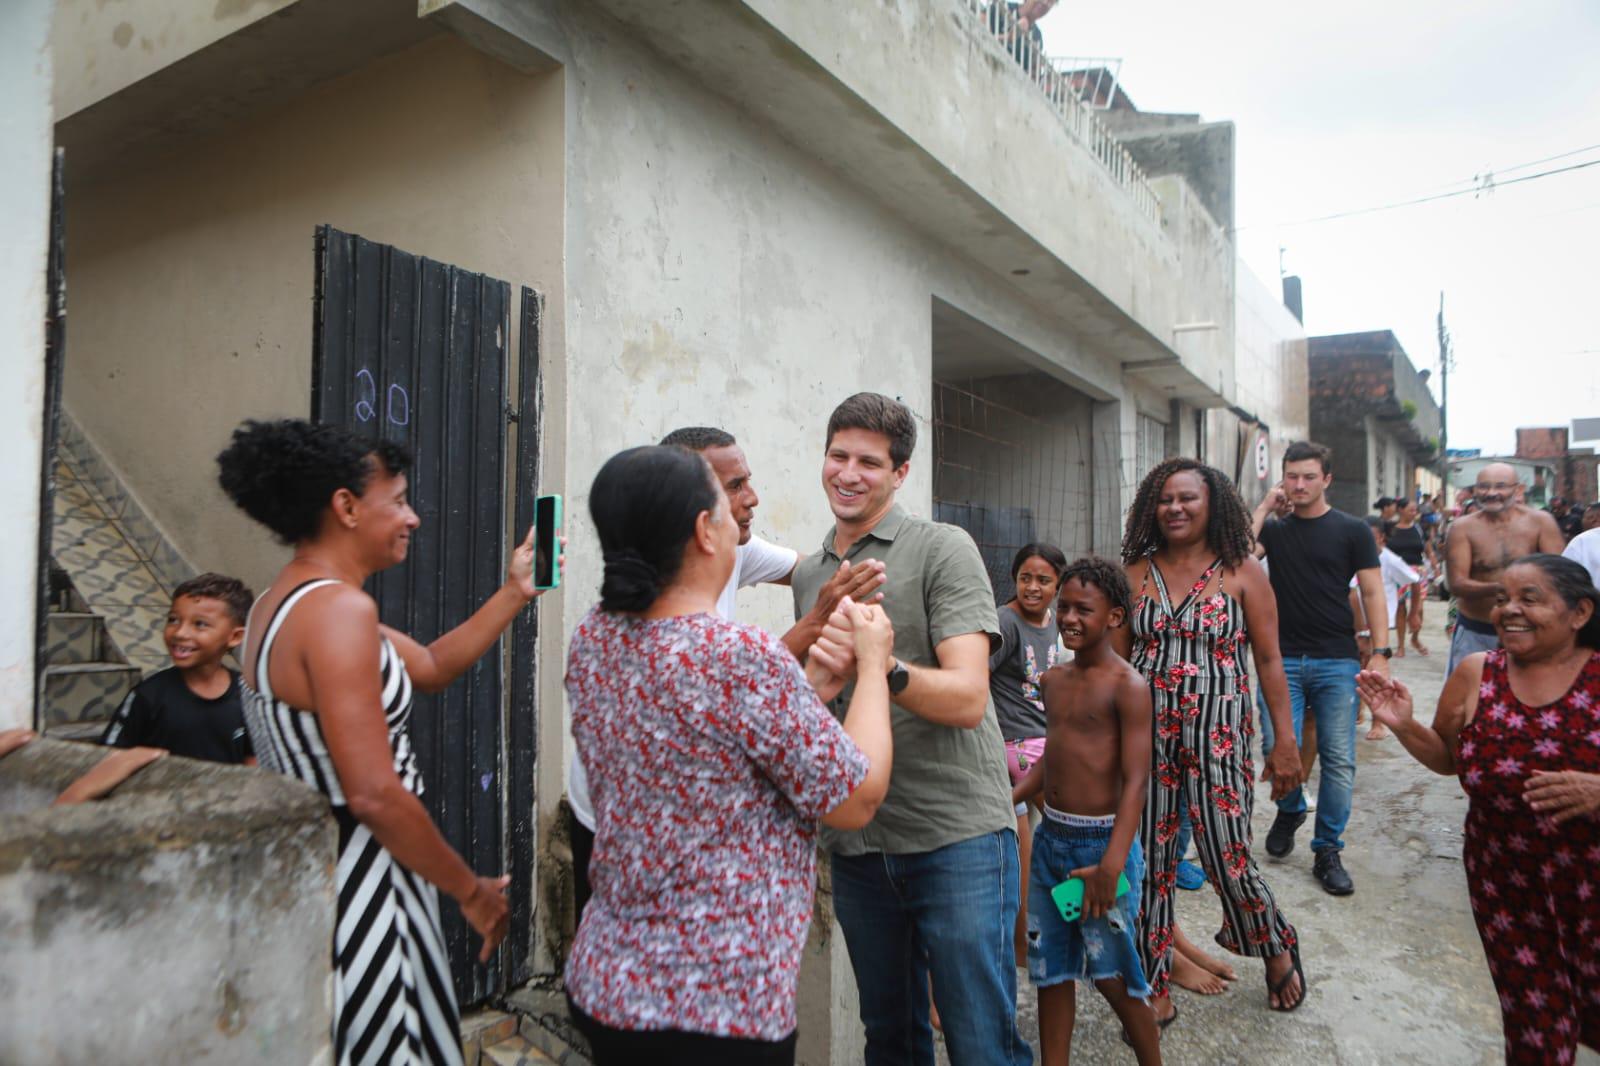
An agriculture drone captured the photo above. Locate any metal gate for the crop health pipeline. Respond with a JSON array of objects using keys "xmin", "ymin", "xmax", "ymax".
[
  {"xmin": 932, "ymin": 378, "xmax": 1095, "ymax": 603},
  {"xmin": 312, "ymin": 225, "xmax": 539, "ymax": 1005}
]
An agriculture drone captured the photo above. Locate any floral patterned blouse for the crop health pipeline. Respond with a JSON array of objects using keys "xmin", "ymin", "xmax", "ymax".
[
  {"xmin": 1131, "ymin": 558, "xmax": 1251, "ymax": 698},
  {"xmin": 563, "ymin": 608, "xmax": 869, "ymax": 1041}
]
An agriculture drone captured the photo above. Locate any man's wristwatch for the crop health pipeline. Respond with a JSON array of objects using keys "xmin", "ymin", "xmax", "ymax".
[
  {"xmin": 886, "ymin": 657, "xmax": 910, "ymax": 695},
  {"xmin": 1371, "ymin": 646, "xmax": 1394, "ymax": 658}
]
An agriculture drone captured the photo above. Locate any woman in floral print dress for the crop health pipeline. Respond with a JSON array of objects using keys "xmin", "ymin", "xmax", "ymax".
[
  {"xmin": 564, "ymin": 445, "xmax": 896, "ymax": 1066},
  {"xmin": 1359, "ymin": 553, "xmax": 1600, "ymax": 1066},
  {"xmin": 1115, "ymin": 459, "xmax": 1307, "ymax": 1026}
]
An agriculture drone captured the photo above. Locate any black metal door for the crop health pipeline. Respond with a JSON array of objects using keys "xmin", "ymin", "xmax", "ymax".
[
  {"xmin": 34, "ymin": 150, "xmax": 67, "ymax": 727},
  {"xmin": 312, "ymin": 225, "xmax": 536, "ymax": 1006}
]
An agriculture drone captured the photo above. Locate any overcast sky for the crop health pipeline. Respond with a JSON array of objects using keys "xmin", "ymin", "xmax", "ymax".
[{"xmin": 1040, "ymin": 0, "xmax": 1600, "ymax": 457}]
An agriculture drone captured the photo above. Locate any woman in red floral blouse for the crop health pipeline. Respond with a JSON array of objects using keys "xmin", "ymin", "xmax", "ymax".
[{"xmin": 564, "ymin": 445, "xmax": 894, "ymax": 1066}]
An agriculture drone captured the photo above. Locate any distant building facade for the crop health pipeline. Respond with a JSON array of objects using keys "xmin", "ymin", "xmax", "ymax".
[
  {"xmin": 1308, "ymin": 330, "xmax": 1442, "ymax": 515},
  {"xmin": 1515, "ymin": 426, "xmax": 1599, "ymax": 504}
]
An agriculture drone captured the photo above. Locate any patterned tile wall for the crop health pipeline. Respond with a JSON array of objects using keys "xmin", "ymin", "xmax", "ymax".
[{"xmin": 50, "ymin": 414, "xmax": 198, "ymax": 678}]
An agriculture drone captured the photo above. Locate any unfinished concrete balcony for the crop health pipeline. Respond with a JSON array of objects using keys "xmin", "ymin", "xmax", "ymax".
[{"xmin": 588, "ymin": 0, "xmax": 1237, "ymax": 408}]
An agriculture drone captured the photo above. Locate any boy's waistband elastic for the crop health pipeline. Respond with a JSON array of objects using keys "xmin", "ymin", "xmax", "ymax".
[
  {"xmin": 1039, "ymin": 805, "xmax": 1116, "ymax": 838},
  {"xmin": 1456, "ymin": 613, "xmax": 1497, "ymax": 636}
]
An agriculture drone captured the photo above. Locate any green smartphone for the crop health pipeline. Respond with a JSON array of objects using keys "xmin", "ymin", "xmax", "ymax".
[
  {"xmin": 534, "ymin": 494, "xmax": 562, "ymax": 590},
  {"xmin": 1050, "ymin": 872, "xmax": 1132, "ymax": 923}
]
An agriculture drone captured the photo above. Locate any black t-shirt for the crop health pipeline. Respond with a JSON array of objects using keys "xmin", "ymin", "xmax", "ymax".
[
  {"xmin": 101, "ymin": 667, "xmax": 252, "ymax": 764},
  {"xmin": 1259, "ymin": 509, "xmax": 1381, "ymax": 660},
  {"xmin": 1386, "ymin": 522, "xmax": 1426, "ymax": 567}
]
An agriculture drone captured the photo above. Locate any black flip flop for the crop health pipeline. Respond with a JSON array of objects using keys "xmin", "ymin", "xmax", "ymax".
[
  {"xmin": 1267, "ymin": 945, "xmax": 1307, "ymax": 1012},
  {"xmin": 1120, "ymin": 1000, "xmax": 1179, "ymax": 1046}
]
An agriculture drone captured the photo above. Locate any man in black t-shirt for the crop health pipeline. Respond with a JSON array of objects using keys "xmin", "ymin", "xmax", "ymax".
[
  {"xmin": 101, "ymin": 573, "xmax": 254, "ymax": 764},
  {"xmin": 1250, "ymin": 442, "xmax": 1389, "ymax": 896}
]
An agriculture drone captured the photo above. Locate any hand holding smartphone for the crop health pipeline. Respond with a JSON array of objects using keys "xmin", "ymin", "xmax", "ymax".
[{"xmin": 534, "ymin": 494, "xmax": 563, "ymax": 591}]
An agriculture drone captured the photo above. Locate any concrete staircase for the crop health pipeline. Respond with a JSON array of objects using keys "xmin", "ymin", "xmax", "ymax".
[
  {"xmin": 40, "ymin": 567, "xmax": 141, "ymax": 740},
  {"xmin": 460, "ymin": 1010, "xmax": 560, "ymax": 1066},
  {"xmin": 39, "ymin": 413, "xmax": 195, "ymax": 735}
]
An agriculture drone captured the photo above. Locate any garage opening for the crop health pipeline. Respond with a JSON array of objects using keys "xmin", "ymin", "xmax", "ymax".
[{"xmin": 931, "ymin": 302, "xmax": 1099, "ymax": 603}]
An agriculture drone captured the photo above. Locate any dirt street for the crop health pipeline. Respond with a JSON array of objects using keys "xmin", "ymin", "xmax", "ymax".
[{"xmin": 940, "ymin": 604, "xmax": 1600, "ymax": 1064}]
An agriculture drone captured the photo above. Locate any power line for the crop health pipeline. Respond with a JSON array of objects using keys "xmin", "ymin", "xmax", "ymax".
[
  {"xmin": 1242, "ymin": 157, "xmax": 1600, "ymax": 231},
  {"xmin": 1416, "ymin": 142, "xmax": 1600, "ymax": 195},
  {"xmin": 1489, "ymin": 142, "xmax": 1600, "ymax": 179}
]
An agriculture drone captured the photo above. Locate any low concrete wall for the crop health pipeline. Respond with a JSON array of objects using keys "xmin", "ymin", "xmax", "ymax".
[{"xmin": 0, "ymin": 738, "xmax": 336, "ymax": 1065}]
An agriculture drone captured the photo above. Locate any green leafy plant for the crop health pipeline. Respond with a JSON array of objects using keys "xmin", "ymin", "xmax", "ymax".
[{"xmin": 1401, "ymin": 399, "xmax": 1419, "ymax": 420}]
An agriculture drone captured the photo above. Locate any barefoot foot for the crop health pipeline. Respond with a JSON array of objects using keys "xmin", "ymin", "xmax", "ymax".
[
  {"xmin": 1174, "ymin": 923, "xmax": 1237, "ymax": 982},
  {"xmin": 1171, "ymin": 951, "xmax": 1229, "ymax": 995},
  {"xmin": 1366, "ymin": 723, "xmax": 1391, "ymax": 740}
]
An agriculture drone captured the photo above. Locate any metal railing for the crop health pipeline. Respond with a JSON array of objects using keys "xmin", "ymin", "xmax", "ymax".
[
  {"xmin": 961, "ymin": 2, "xmax": 1163, "ymax": 226},
  {"xmin": 1048, "ymin": 57, "xmax": 1124, "ymax": 109}
]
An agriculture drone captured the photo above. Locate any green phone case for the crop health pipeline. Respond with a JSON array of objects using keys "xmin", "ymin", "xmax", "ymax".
[
  {"xmin": 535, "ymin": 494, "xmax": 563, "ymax": 590},
  {"xmin": 1050, "ymin": 872, "xmax": 1132, "ymax": 922}
]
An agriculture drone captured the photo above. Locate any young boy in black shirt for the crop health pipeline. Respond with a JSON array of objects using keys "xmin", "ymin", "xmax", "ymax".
[{"xmin": 101, "ymin": 573, "xmax": 255, "ymax": 764}]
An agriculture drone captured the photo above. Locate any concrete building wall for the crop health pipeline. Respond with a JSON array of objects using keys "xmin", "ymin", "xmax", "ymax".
[
  {"xmin": 1, "ymin": 738, "xmax": 336, "ymax": 1064},
  {"xmin": 0, "ymin": 0, "xmax": 54, "ymax": 731},
  {"xmin": 52, "ymin": 0, "xmax": 299, "ymax": 120},
  {"xmin": 61, "ymin": 34, "xmax": 565, "ymax": 594},
  {"xmin": 592, "ymin": 0, "xmax": 1236, "ymax": 404},
  {"xmin": 1206, "ymin": 261, "xmax": 1307, "ymax": 506},
  {"xmin": 1102, "ymin": 114, "xmax": 1235, "ymax": 233}
]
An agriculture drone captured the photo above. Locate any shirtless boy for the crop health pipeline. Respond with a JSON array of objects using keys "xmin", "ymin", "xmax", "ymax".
[
  {"xmin": 1014, "ymin": 557, "xmax": 1161, "ymax": 1066},
  {"xmin": 1444, "ymin": 463, "xmax": 1564, "ymax": 674}
]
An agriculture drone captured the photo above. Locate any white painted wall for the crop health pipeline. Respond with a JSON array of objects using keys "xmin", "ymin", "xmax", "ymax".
[
  {"xmin": 1209, "ymin": 259, "xmax": 1308, "ymax": 505},
  {"xmin": 0, "ymin": 0, "xmax": 54, "ymax": 731}
]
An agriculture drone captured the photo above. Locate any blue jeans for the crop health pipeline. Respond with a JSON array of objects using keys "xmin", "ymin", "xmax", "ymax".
[
  {"xmin": 1026, "ymin": 825, "xmax": 1148, "ymax": 995},
  {"xmin": 831, "ymin": 830, "xmax": 1032, "ymax": 1066},
  {"xmin": 1258, "ymin": 656, "xmax": 1359, "ymax": 854}
]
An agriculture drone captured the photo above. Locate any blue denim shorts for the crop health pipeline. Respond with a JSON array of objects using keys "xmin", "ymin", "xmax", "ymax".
[{"xmin": 1026, "ymin": 820, "xmax": 1151, "ymax": 997}]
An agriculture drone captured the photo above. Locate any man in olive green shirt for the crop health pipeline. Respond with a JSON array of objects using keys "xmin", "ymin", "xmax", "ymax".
[{"xmin": 792, "ymin": 393, "xmax": 1030, "ymax": 1066}]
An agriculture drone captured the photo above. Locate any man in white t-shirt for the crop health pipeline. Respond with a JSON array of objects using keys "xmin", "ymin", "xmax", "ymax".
[
  {"xmin": 1349, "ymin": 515, "xmax": 1418, "ymax": 741},
  {"xmin": 566, "ymin": 426, "xmax": 888, "ymax": 920},
  {"xmin": 1564, "ymin": 526, "xmax": 1600, "ymax": 588}
]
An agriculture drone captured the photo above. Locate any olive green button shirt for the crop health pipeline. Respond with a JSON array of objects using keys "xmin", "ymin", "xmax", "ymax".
[{"xmin": 791, "ymin": 503, "xmax": 1016, "ymax": 856}]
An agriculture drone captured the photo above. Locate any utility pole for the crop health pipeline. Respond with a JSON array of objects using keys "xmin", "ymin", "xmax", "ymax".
[{"xmin": 1437, "ymin": 291, "xmax": 1451, "ymax": 487}]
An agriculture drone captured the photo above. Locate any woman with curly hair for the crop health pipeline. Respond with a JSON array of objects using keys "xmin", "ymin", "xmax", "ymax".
[
  {"xmin": 218, "ymin": 419, "xmax": 558, "ymax": 1066},
  {"xmin": 1113, "ymin": 458, "xmax": 1307, "ymax": 1024}
]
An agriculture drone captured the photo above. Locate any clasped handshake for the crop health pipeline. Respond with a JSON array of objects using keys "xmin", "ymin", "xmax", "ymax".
[{"xmin": 803, "ymin": 586, "xmax": 896, "ymax": 706}]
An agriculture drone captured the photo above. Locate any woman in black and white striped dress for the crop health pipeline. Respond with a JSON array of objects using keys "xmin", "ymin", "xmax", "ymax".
[{"xmin": 218, "ymin": 419, "xmax": 555, "ymax": 1065}]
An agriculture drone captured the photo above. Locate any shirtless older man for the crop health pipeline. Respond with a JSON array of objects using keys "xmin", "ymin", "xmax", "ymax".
[{"xmin": 1443, "ymin": 462, "xmax": 1565, "ymax": 674}]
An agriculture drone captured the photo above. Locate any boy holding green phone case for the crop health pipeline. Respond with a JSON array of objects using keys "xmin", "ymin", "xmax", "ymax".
[{"xmin": 1012, "ymin": 558, "xmax": 1163, "ymax": 1065}]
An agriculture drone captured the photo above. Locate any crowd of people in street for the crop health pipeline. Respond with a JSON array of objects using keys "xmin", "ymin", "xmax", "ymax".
[{"xmin": 6, "ymin": 395, "xmax": 1599, "ymax": 1066}]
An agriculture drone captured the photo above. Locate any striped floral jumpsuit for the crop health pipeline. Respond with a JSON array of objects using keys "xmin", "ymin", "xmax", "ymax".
[{"xmin": 1131, "ymin": 558, "xmax": 1298, "ymax": 997}]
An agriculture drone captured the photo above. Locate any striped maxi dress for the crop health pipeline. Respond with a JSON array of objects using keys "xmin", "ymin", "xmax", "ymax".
[
  {"xmin": 242, "ymin": 579, "xmax": 462, "ymax": 1066},
  {"xmin": 1130, "ymin": 558, "xmax": 1298, "ymax": 999}
]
